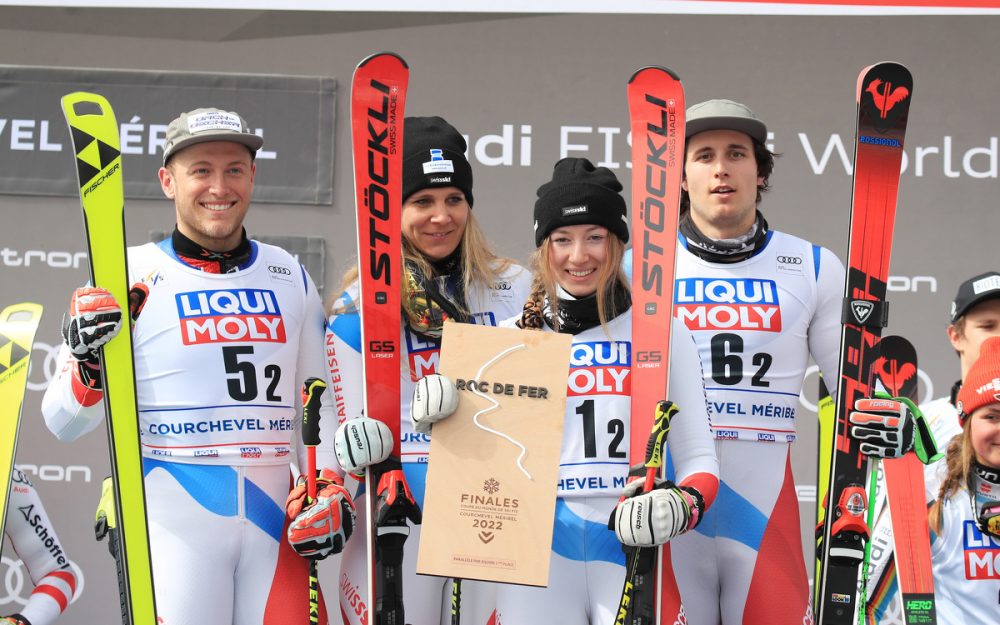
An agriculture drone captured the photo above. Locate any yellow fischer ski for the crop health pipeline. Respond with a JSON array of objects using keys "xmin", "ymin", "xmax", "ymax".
[
  {"xmin": 61, "ymin": 92, "xmax": 157, "ymax": 625},
  {"xmin": 0, "ymin": 302, "xmax": 43, "ymax": 539}
]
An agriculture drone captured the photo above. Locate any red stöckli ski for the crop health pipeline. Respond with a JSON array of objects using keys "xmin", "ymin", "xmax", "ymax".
[
  {"xmin": 619, "ymin": 65, "xmax": 686, "ymax": 625},
  {"xmin": 351, "ymin": 51, "xmax": 410, "ymax": 625}
]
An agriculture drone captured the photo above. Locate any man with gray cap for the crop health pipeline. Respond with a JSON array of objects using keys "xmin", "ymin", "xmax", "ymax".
[
  {"xmin": 42, "ymin": 107, "xmax": 350, "ymax": 624},
  {"xmin": 666, "ymin": 99, "xmax": 844, "ymax": 625}
]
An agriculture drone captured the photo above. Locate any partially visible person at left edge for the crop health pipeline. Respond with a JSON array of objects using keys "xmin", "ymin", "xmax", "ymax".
[
  {"xmin": 1, "ymin": 467, "xmax": 79, "ymax": 625},
  {"xmin": 41, "ymin": 107, "xmax": 352, "ymax": 624}
]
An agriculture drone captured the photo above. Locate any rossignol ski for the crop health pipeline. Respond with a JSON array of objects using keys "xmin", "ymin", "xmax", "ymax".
[
  {"xmin": 815, "ymin": 62, "xmax": 913, "ymax": 625},
  {"xmin": 0, "ymin": 302, "xmax": 43, "ymax": 539},
  {"xmin": 617, "ymin": 65, "xmax": 685, "ymax": 625},
  {"xmin": 876, "ymin": 336, "xmax": 938, "ymax": 624},
  {"xmin": 61, "ymin": 92, "xmax": 157, "ymax": 625},
  {"xmin": 351, "ymin": 52, "xmax": 412, "ymax": 625}
]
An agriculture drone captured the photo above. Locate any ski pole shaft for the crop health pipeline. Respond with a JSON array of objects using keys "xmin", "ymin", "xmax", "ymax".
[
  {"xmin": 451, "ymin": 578, "xmax": 462, "ymax": 625},
  {"xmin": 615, "ymin": 400, "xmax": 679, "ymax": 625},
  {"xmin": 300, "ymin": 377, "xmax": 327, "ymax": 625}
]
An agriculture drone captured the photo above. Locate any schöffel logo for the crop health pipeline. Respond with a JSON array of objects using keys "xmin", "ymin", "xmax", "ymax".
[
  {"xmin": 675, "ymin": 278, "xmax": 782, "ymax": 332},
  {"xmin": 716, "ymin": 430, "xmax": 739, "ymax": 440},
  {"xmin": 492, "ymin": 281, "xmax": 512, "ymax": 291},
  {"xmin": 268, "ymin": 265, "xmax": 292, "ymax": 275},
  {"xmin": 176, "ymin": 289, "xmax": 286, "ymax": 345},
  {"xmin": 962, "ymin": 520, "xmax": 1000, "ymax": 579},
  {"xmin": 240, "ymin": 447, "xmax": 263, "ymax": 459},
  {"xmin": 757, "ymin": 433, "xmax": 776, "ymax": 442},
  {"xmin": 194, "ymin": 449, "xmax": 219, "ymax": 458},
  {"xmin": 568, "ymin": 341, "xmax": 630, "ymax": 397}
]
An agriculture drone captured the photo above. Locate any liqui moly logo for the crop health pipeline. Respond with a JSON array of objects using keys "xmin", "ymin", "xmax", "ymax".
[
  {"xmin": 962, "ymin": 520, "xmax": 1000, "ymax": 579},
  {"xmin": 405, "ymin": 327, "xmax": 440, "ymax": 382},
  {"xmin": 176, "ymin": 289, "xmax": 286, "ymax": 345},
  {"xmin": 674, "ymin": 278, "xmax": 782, "ymax": 332},
  {"xmin": 567, "ymin": 341, "xmax": 630, "ymax": 397}
]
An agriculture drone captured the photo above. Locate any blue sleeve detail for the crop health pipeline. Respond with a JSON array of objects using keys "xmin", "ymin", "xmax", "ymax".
[
  {"xmin": 142, "ymin": 459, "xmax": 238, "ymax": 517},
  {"xmin": 245, "ymin": 476, "xmax": 286, "ymax": 542},
  {"xmin": 247, "ymin": 240, "xmax": 259, "ymax": 268},
  {"xmin": 694, "ymin": 480, "xmax": 767, "ymax": 549},
  {"xmin": 813, "ymin": 244, "xmax": 822, "ymax": 281},
  {"xmin": 328, "ymin": 309, "xmax": 362, "ymax": 353},
  {"xmin": 402, "ymin": 463, "xmax": 428, "ymax": 509},
  {"xmin": 156, "ymin": 237, "xmax": 178, "ymax": 260},
  {"xmin": 551, "ymin": 499, "xmax": 626, "ymax": 566},
  {"xmin": 300, "ymin": 264, "xmax": 309, "ymax": 294},
  {"xmin": 677, "ymin": 231, "xmax": 688, "ymax": 249}
]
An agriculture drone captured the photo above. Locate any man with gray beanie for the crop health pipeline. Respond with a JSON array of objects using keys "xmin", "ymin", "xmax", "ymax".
[
  {"xmin": 664, "ymin": 99, "xmax": 845, "ymax": 625},
  {"xmin": 42, "ymin": 107, "xmax": 349, "ymax": 624}
]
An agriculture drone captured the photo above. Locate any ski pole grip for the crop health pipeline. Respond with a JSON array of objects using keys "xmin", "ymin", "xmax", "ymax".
[
  {"xmin": 301, "ymin": 377, "xmax": 327, "ymax": 448},
  {"xmin": 643, "ymin": 400, "xmax": 678, "ymax": 491}
]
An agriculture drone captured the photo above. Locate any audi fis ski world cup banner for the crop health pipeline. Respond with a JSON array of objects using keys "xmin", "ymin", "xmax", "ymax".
[{"xmin": 0, "ymin": 65, "xmax": 336, "ymax": 204}]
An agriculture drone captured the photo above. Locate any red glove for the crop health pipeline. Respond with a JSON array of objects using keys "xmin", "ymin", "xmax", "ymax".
[{"xmin": 286, "ymin": 468, "xmax": 356, "ymax": 560}]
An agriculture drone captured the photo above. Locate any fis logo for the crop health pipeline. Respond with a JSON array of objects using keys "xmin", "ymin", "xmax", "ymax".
[
  {"xmin": 675, "ymin": 278, "xmax": 782, "ymax": 332},
  {"xmin": 176, "ymin": 289, "xmax": 286, "ymax": 345},
  {"xmin": 962, "ymin": 520, "xmax": 1000, "ymax": 579},
  {"xmin": 568, "ymin": 341, "xmax": 630, "ymax": 397}
]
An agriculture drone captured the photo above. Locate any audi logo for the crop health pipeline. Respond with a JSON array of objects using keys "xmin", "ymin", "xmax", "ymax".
[
  {"xmin": 268, "ymin": 266, "xmax": 292, "ymax": 275},
  {"xmin": 0, "ymin": 556, "xmax": 84, "ymax": 606},
  {"xmin": 777, "ymin": 256, "xmax": 802, "ymax": 265}
]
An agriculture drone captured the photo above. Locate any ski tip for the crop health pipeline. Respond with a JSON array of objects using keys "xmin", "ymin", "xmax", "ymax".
[
  {"xmin": 60, "ymin": 91, "xmax": 114, "ymax": 121},
  {"xmin": 0, "ymin": 302, "xmax": 43, "ymax": 325},
  {"xmin": 357, "ymin": 51, "xmax": 409, "ymax": 69},
  {"xmin": 628, "ymin": 65, "xmax": 681, "ymax": 84}
]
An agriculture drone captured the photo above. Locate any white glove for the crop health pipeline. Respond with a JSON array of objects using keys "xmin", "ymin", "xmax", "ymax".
[
  {"xmin": 613, "ymin": 479, "xmax": 702, "ymax": 547},
  {"xmin": 410, "ymin": 374, "xmax": 459, "ymax": 434},
  {"xmin": 334, "ymin": 417, "xmax": 392, "ymax": 476},
  {"xmin": 62, "ymin": 286, "xmax": 123, "ymax": 360}
]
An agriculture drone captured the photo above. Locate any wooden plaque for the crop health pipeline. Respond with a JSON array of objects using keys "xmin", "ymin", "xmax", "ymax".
[{"xmin": 416, "ymin": 323, "xmax": 571, "ymax": 586}]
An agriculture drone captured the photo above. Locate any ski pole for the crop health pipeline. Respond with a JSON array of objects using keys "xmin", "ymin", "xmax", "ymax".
[
  {"xmin": 614, "ymin": 400, "xmax": 678, "ymax": 625},
  {"xmin": 451, "ymin": 578, "xmax": 462, "ymax": 625},
  {"xmin": 301, "ymin": 377, "xmax": 328, "ymax": 625}
]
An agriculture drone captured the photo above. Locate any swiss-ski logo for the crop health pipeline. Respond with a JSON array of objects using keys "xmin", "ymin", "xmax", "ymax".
[{"xmin": 851, "ymin": 300, "xmax": 875, "ymax": 324}]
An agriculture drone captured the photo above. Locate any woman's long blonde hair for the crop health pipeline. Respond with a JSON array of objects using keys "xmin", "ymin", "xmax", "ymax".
[
  {"xmin": 330, "ymin": 211, "xmax": 514, "ymax": 318},
  {"xmin": 929, "ymin": 419, "xmax": 975, "ymax": 534},
  {"xmin": 518, "ymin": 231, "xmax": 629, "ymax": 332}
]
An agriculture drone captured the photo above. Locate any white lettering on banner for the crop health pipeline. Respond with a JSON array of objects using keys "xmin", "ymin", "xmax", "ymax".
[
  {"xmin": 26, "ymin": 341, "xmax": 60, "ymax": 393},
  {"xmin": 799, "ymin": 132, "xmax": 1000, "ymax": 178},
  {"xmin": 0, "ymin": 248, "xmax": 88, "ymax": 269},
  {"xmin": 0, "ymin": 116, "xmax": 275, "ymax": 159},
  {"xmin": 471, "ymin": 124, "xmax": 532, "ymax": 167},
  {"xmin": 887, "ymin": 275, "xmax": 938, "ymax": 293},
  {"xmin": 14, "ymin": 464, "xmax": 92, "ymax": 483}
]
